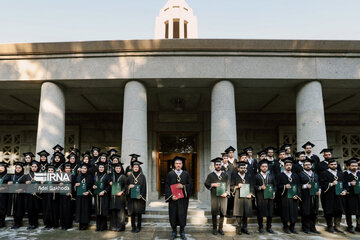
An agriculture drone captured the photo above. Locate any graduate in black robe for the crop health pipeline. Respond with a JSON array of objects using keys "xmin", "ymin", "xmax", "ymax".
[
  {"xmin": 302, "ymin": 141, "xmax": 320, "ymax": 171},
  {"xmin": 91, "ymin": 146, "xmax": 101, "ymax": 167},
  {"xmin": 254, "ymin": 159, "xmax": 276, "ymax": 234},
  {"xmin": 277, "ymin": 157, "xmax": 301, "ymax": 234},
  {"xmin": 299, "ymin": 157, "xmax": 320, "ymax": 234},
  {"xmin": 23, "ymin": 152, "xmax": 35, "ymax": 175},
  {"xmin": 52, "ymin": 152, "xmax": 65, "ymax": 173},
  {"xmin": 292, "ymin": 151, "xmax": 305, "ymax": 176},
  {"xmin": 42, "ymin": 164, "xmax": 60, "ymax": 229},
  {"xmin": 316, "ymin": 148, "xmax": 342, "ymax": 174},
  {"xmin": 127, "ymin": 159, "xmax": 146, "ymax": 233},
  {"xmin": 109, "ymin": 154, "xmax": 125, "ymax": 176},
  {"xmin": 75, "ymin": 163, "xmax": 94, "ymax": 230},
  {"xmin": 205, "ymin": 157, "xmax": 230, "ymax": 236},
  {"xmin": 59, "ymin": 163, "xmax": 75, "ymax": 230},
  {"xmin": 244, "ymin": 147, "xmax": 258, "ymax": 177},
  {"xmin": 95, "ymin": 152, "xmax": 110, "ymax": 174},
  {"xmin": 37, "ymin": 150, "xmax": 50, "ymax": 173},
  {"xmin": 231, "ymin": 161, "xmax": 253, "ymax": 235},
  {"xmin": 25, "ymin": 160, "xmax": 42, "ymax": 229},
  {"xmin": 319, "ymin": 158, "xmax": 346, "ymax": 233},
  {"xmin": 0, "ymin": 161, "xmax": 11, "ymax": 228},
  {"xmin": 343, "ymin": 158, "xmax": 360, "ymax": 233},
  {"xmin": 125, "ymin": 154, "xmax": 142, "ymax": 176},
  {"xmin": 51, "ymin": 144, "xmax": 64, "ymax": 163},
  {"xmin": 109, "ymin": 163, "xmax": 127, "ymax": 231},
  {"xmin": 8, "ymin": 161, "xmax": 27, "ymax": 229},
  {"xmin": 93, "ymin": 162, "xmax": 111, "ymax": 231},
  {"xmin": 220, "ymin": 153, "xmax": 234, "ymax": 180},
  {"xmin": 165, "ymin": 156, "xmax": 193, "ymax": 240}
]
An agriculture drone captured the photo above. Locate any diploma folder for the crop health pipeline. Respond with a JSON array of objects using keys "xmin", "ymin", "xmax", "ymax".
[
  {"xmin": 77, "ymin": 182, "xmax": 87, "ymax": 196},
  {"xmin": 354, "ymin": 180, "xmax": 360, "ymax": 195},
  {"xmin": 170, "ymin": 183, "xmax": 184, "ymax": 199},
  {"xmin": 239, "ymin": 183, "xmax": 250, "ymax": 198},
  {"xmin": 287, "ymin": 184, "xmax": 297, "ymax": 199},
  {"xmin": 216, "ymin": 182, "xmax": 226, "ymax": 196},
  {"xmin": 111, "ymin": 182, "xmax": 122, "ymax": 196},
  {"xmin": 310, "ymin": 182, "xmax": 319, "ymax": 196},
  {"xmin": 94, "ymin": 181, "xmax": 104, "ymax": 195},
  {"xmin": 264, "ymin": 184, "xmax": 274, "ymax": 199},
  {"xmin": 335, "ymin": 181, "xmax": 343, "ymax": 195},
  {"xmin": 130, "ymin": 185, "xmax": 141, "ymax": 199}
]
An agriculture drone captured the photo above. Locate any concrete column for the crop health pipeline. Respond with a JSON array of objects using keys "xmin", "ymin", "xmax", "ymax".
[
  {"xmin": 121, "ymin": 81, "xmax": 148, "ymax": 175},
  {"xmin": 179, "ymin": 18, "xmax": 184, "ymax": 38},
  {"xmin": 35, "ymin": 82, "xmax": 65, "ymax": 161},
  {"xmin": 211, "ymin": 80, "xmax": 237, "ymax": 159},
  {"xmin": 296, "ymin": 81, "xmax": 327, "ymax": 159},
  {"xmin": 169, "ymin": 19, "xmax": 173, "ymax": 39}
]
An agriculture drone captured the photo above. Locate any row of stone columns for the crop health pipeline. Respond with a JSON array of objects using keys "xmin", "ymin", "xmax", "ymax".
[{"xmin": 210, "ymin": 80, "xmax": 328, "ymax": 159}]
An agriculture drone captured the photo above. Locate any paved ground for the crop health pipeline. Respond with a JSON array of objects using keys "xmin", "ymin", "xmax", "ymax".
[{"xmin": 2, "ymin": 223, "xmax": 360, "ymax": 240}]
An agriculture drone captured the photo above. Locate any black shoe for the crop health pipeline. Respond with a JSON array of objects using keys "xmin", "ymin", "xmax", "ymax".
[
  {"xmin": 327, "ymin": 226, "xmax": 335, "ymax": 233},
  {"xmin": 290, "ymin": 228, "xmax": 298, "ymax": 234},
  {"xmin": 135, "ymin": 227, "xmax": 140, "ymax": 233},
  {"xmin": 237, "ymin": 227, "xmax": 242, "ymax": 235},
  {"xmin": 119, "ymin": 226, "xmax": 125, "ymax": 232},
  {"xmin": 267, "ymin": 228, "xmax": 274, "ymax": 234},
  {"xmin": 304, "ymin": 230, "xmax": 310, "ymax": 234},
  {"xmin": 171, "ymin": 230, "xmax": 177, "ymax": 240},
  {"xmin": 212, "ymin": 228, "xmax": 217, "ymax": 235},
  {"xmin": 283, "ymin": 227, "xmax": 291, "ymax": 234},
  {"xmin": 218, "ymin": 228, "xmax": 224, "ymax": 235},
  {"xmin": 131, "ymin": 228, "xmax": 136, "ymax": 233},
  {"xmin": 348, "ymin": 227, "xmax": 355, "ymax": 234},
  {"xmin": 180, "ymin": 231, "xmax": 186, "ymax": 239},
  {"xmin": 334, "ymin": 227, "xmax": 343, "ymax": 233},
  {"xmin": 310, "ymin": 228, "xmax": 321, "ymax": 234},
  {"xmin": 259, "ymin": 228, "xmax": 264, "ymax": 234},
  {"xmin": 242, "ymin": 228, "xmax": 250, "ymax": 235}
]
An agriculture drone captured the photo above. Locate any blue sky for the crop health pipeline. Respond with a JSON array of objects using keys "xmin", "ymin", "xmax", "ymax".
[{"xmin": 1, "ymin": 0, "xmax": 359, "ymax": 43}]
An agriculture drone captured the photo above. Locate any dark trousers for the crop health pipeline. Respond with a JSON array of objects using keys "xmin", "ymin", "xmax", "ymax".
[
  {"xmin": 325, "ymin": 214, "xmax": 342, "ymax": 229},
  {"xmin": 346, "ymin": 214, "xmax": 360, "ymax": 228},
  {"xmin": 131, "ymin": 213, "xmax": 142, "ymax": 230},
  {"xmin": 96, "ymin": 215, "xmax": 108, "ymax": 231},
  {"xmin": 211, "ymin": 214, "xmax": 224, "ymax": 229},
  {"xmin": 110, "ymin": 209, "xmax": 125, "ymax": 230},
  {"xmin": 283, "ymin": 221, "xmax": 296, "ymax": 231},
  {"xmin": 257, "ymin": 216, "xmax": 272, "ymax": 229},
  {"xmin": 13, "ymin": 216, "xmax": 23, "ymax": 227},
  {"xmin": 28, "ymin": 210, "xmax": 39, "ymax": 227},
  {"xmin": 236, "ymin": 216, "xmax": 248, "ymax": 230},
  {"xmin": 0, "ymin": 214, "xmax": 5, "ymax": 227},
  {"xmin": 302, "ymin": 214, "xmax": 317, "ymax": 231}
]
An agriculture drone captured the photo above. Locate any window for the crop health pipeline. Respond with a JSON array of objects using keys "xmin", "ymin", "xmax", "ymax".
[
  {"xmin": 342, "ymin": 134, "xmax": 360, "ymax": 158},
  {"xmin": 173, "ymin": 19, "xmax": 180, "ymax": 38},
  {"xmin": 165, "ymin": 21, "xmax": 169, "ymax": 39},
  {"xmin": 0, "ymin": 133, "xmax": 20, "ymax": 164},
  {"xmin": 184, "ymin": 21, "xmax": 188, "ymax": 38}
]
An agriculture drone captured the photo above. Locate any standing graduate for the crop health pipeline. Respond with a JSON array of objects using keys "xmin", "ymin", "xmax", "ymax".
[
  {"xmin": 127, "ymin": 159, "xmax": 146, "ymax": 233},
  {"xmin": 316, "ymin": 148, "xmax": 342, "ymax": 174},
  {"xmin": 42, "ymin": 164, "xmax": 60, "ymax": 229},
  {"xmin": 302, "ymin": 141, "xmax": 320, "ymax": 170},
  {"xmin": 75, "ymin": 163, "xmax": 94, "ymax": 230},
  {"xmin": 107, "ymin": 149, "xmax": 118, "ymax": 158},
  {"xmin": 59, "ymin": 163, "xmax": 75, "ymax": 230},
  {"xmin": 244, "ymin": 147, "xmax": 258, "ymax": 177},
  {"xmin": 221, "ymin": 153, "xmax": 234, "ymax": 179},
  {"xmin": 165, "ymin": 156, "xmax": 193, "ymax": 240},
  {"xmin": 23, "ymin": 152, "xmax": 34, "ymax": 175},
  {"xmin": 343, "ymin": 158, "xmax": 360, "ymax": 233},
  {"xmin": 109, "ymin": 163, "xmax": 127, "ymax": 232},
  {"xmin": 8, "ymin": 161, "xmax": 27, "ymax": 229},
  {"xmin": 319, "ymin": 158, "xmax": 346, "ymax": 233},
  {"xmin": 125, "ymin": 154, "xmax": 142, "ymax": 176},
  {"xmin": 299, "ymin": 157, "xmax": 321, "ymax": 234},
  {"xmin": 51, "ymin": 144, "xmax": 64, "ymax": 163},
  {"xmin": 81, "ymin": 151, "xmax": 93, "ymax": 175},
  {"xmin": 205, "ymin": 157, "xmax": 230, "ymax": 236},
  {"xmin": 277, "ymin": 157, "xmax": 301, "ymax": 234},
  {"xmin": 67, "ymin": 152, "xmax": 79, "ymax": 176},
  {"xmin": 292, "ymin": 152, "xmax": 305, "ymax": 175},
  {"xmin": 91, "ymin": 146, "xmax": 101, "ymax": 167},
  {"xmin": 109, "ymin": 154, "xmax": 124, "ymax": 175},
  {"xmin": 281, "ymin": 144, "xmax": 293, "ymax": 158},
  {"xmin": 25, "ymin": 160, "xmax": 42, "ymax": 229},
  {"xmin": 37, "ymin": 150, "xmax": 50, "ymax": 173},
  {"xmin": 0, "ymin": 161, "xmax": 11, "ymax": 228},
  {"xmin": 254, "ymin": 159, "xmax": 276, "ymax": 234},
  {"xmin": 265, "ymin": 147, "xmax": 277, "ymax": 174},
  {"xmin": 93, "ymin": 162, "xmax": 111, "ymax": 231},
  {"xmin": 272, "ymin": 149, "xmax": 286, "ymax": 178},
  {"xmin": 52, "ymin": 152, "xmax": 65, "ymax": 173},
  {"xmin": 231, "ymin": 161, "xmax": 254, "ymax": 235}
]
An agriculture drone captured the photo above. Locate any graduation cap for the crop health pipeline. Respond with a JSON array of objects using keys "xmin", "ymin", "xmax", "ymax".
[
  {"xmin": 96, "ymin": 162, "xmax": 107, "ymax": 167},
  {"xmin": 113, "ymin": 163, "xmax": 124, "ymax": 167},
  {"xmin": 66, "ymin": 152, "xmax": 77, "ymax": 160},
  {"xmin": 99, "ymin": 152, "xmax": 108, "ymax": 158},
  {"xmin": 345, "ymin": 157, "xmax": 360, "ymax": 166},
  {"xmin": 224, "ymin": 146, "xmax": 236, "ymax": 153},
  {"xmin": 258, "ymin": 159, "xmax": 269, "ymax": 166},
  {"xmin": 172, "ymin": 156, "xmax": 186, "ymax": 166},
  {"xmin": 294, "ymin": 151, "xmax": 305, "ymax": 158},
  {"xmin": 14, "ymin": 161, "xmax": 25, "ymax": 167},
  {"xmin": 52, "ymin": 144, "xmax": 64, "ymax": 152},
  {"xmin": 23, "ymin": 152, "xmax": 35, "ymax": 158},
  {"xmin": 64, "ymin": 163, "xmax": 72, "ymax": 168},
  {"xmin": 37, "ymin": 150, "xmax": 50, "ymax": 157},
  {"xmin": 243, "ymin": 146, "xmax": 253, "ymax": 152},
  {"xmin": 129, "ymin": 153, "xmax": 140, "ymax": 159},
  {"xmin": 46, "ymin": 164, "xmax": 55, "ymax": 170},
  {"xmin": 303, "ymin": 157, "xmax": 314, "ymax": 164},
  {"xmin": 265, "ymin": 146, "xmax": 277, "ymax": 152},
  {"xmin": 221, "ymin": 152, "xmax": 229, "ymax": 158},
  {"xmin": 132, "ymin": 160, "xmax": 143, "ymax": 166},
  {"xmin": 277, "ymin": 149, "xmax": 286, "ymax": 154},
  {"xmin": 30, "ymin": 160, "xmax": 40, "ymax": 167},
  {"xmin": 237, "ymin": 161, "xmax": 247, "ymax": 167},
  {"xmin": 110, "ymin": 154, "xmax": 121, "ymax": 161},
  {"xmin": 257, "ymin": 150, "xmax": 267, "ymax": 157},
  {"xmin": 80, "ymin": 162, "xmax": 90, "ymax": 168},
  {"xmin": 320, "ymin": 148, "xmax": 333, "ymax": 154},
  {"xmin": 302, "ymin": 141, "xmax": 315, "ymax": 149},
  {"xmin": 82, "ymin": 150, "xmax": 91, "ymax": 158},
  {"xmin": 91, "ymin": 146, "xmax": 101, "ymax": 153},
  {"xmin": 0, "ymin": 161, "xmax": 9, "ymax": 168},
  {"xmin": 211, "ymin": 157, "xmax": 223, "ymax": 164},
  {"xmin": 107, "ymin": 148, "xmax": 118, "ymax": 155},
  {"xmin": 70, "ymin": 148, "xmax": 80, "ymax": 155},
  {"xmin": 327, "ymin": 157, "xmax": 338, "ymax": 164},
  {"xmin": 53, "ymin": 152, "xmax": 64, "ymax": 158},
  {"xmin": 238, "ymin": 152, "xmax": 247, "ymax": 157},
  {"xmin": 280, "ymin": 144, "xmax": 291, "ymax": 150}
]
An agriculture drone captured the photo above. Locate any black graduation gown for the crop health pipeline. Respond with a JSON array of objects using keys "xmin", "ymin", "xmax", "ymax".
[
  {"xmin": 221, "ymin": 163, "xmax": 234, "ymax": 180},
  {"xmin": 267, "ymin": 160, "xmax": 276, "ymax": 175},
  {"xmin": 165, "ymin": 170, "xmax": 193, "ymax": 230},
  {"xmin": 127, "ymin": 172, "xmax": 147, "ymax": 215},
  {"xmin": 42, "ymin": 181, "xmax": 60, "ymax": 228},
  {"xmin": 94, "ymin": 172, "xmax": 111, "ymax": 216},
  {"xmin": 254, "ymin": 173, "xmax": 276, "ymax": 217},
  {"xmin": 204, "ymin": 172, "xmax": 230, "ymax": 216},
  {"xmin": 319, "ymin": 169, "xmax": 345, "ymax": 216},
  {"xmin": 8, "ymin": 173, "xmax": 27, "ymax": 218},
  {"xmin": 292, "ymin": 161, "xmax": 303, "ymax": 176},
  {"xmin": 272, "ymin": 160, "xmax": 285, "ymax": 180},
  {"xmin": 59, "ymin": 174, "xmax": 75, "ymax": 229},
  {"xmin": 309, "ymin": 154, "xmax": 320, "ymax": 170},
  {"xmin": 277, "ymin": 172, "xmax": 301, "ymax": 223},
  {"xmin": 246, "ymin": 159, "xmax": 258, "ymax": 178},
  {"xmin": 316, "ymin": 160, "xmax": 342, "ymax": 174},
  {"xmin": 75, "ymin": 173, "xmax": 94, "ymax": 224},
  {"xmin": 125, "ymin": 164, "xmax": 142, "ymax": 176},
  {"xmin": 231, "ymin": 172, "xmax": 253, "ymax": 217},
  {"xmin": 26, "ymin": 172, "xmax": 42, "ymax": 226},
  {"xmin": 299, "ymin": 170, "xmax": 319, "ymax": 216},
  {"xmin": 91, "ymin": 156, "xmax": 99, "ymax": 168},
  {"xmin": 0, "ymin": 173, "xmax": 11, "ymax": 223},
  {"xmin": 109, "ymin": 174, "xmax": 127, "ymax": 210},
  {"xmin": 344, "ymin": 170, "xmax": 360, "ymax": 215}
]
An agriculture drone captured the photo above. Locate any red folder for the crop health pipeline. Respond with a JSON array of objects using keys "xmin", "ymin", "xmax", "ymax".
[{"xmin": 170, "ymin": 183, "xmax": 184, "ymax": 199}]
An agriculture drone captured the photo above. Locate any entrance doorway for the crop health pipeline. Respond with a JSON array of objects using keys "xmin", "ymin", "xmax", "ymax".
[{"xmin": 157, "ymin": 133, "xmax": 198, "ymax": 198}]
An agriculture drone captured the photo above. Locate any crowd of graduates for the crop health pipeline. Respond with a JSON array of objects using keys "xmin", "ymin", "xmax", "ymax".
[
  {"xmin": 0, "ymin": 145, "xmax": 147, "ymax": 233},
  {"xmin": 205, "ymin": 142, "xmax": 360, "ymax": 236}
]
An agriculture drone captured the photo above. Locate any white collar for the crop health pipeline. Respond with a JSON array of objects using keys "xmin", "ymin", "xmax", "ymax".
[
  {"xmin": 214, "ymin": 170, "xmax": 222, "ymax": 177},
  {"xmin": 238, "ymin": 172, "xmax": 246, "ymax": 178},
  {"xmin": 260, "ymin": 171, "xmax": 267, "ymax": 178},
  {"xmin": 284, "ymin": 171, "xmax": 292, "ymax": 177},
  {"xmin": 175, "ymin": 169, "xmax": 183, "ymax": 175},
  {"xmin": 228, "ymin": 158, "xmax": 235, "ymax": 164},
  {"xmin": 304, "ymin": 169, "xmax": 313, "ymax": 176}
]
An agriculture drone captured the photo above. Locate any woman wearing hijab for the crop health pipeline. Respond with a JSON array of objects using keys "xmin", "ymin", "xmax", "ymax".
[
  {"xmin": 25, "ymin": 160, "xmax": 42, "ymax": 229},
  {"xmin": 75, "ymin": 163, "xmax": 93, "ymax": 230},
  {"xmin": 59, "ymin": 163, "xmax": 75, "ymax": 230},
  {"xmin": 42, "ymin": 164, "xmax": 60, "ymax": 230},
  {"xmin": 8, "ymin": 161, "xmax": 27, "ymax": 229},
  {"xmin": 109, "ymin": 162, "xmax": 127, "ymax": 231},
  {"xmin": 0, "ymin": 161, "xmax": 11, "ymax": 228},
  {"xmin": 127, "ymin": 159, "xmax": 147, "ymax": 233},
  {"xmin": 37, "ymin": 150, "xmax": 50, "ymax": 173},
  {"xmin": 93, "ymin": 162, "xmax": 111, "ymax": 231},
  {"xmin": 67, "ymin": 152, "xmax": 79, "ymax": 176},
  {"xmin": 23, "ymin": 152, "xmax": 35, "ymax": 175}
]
